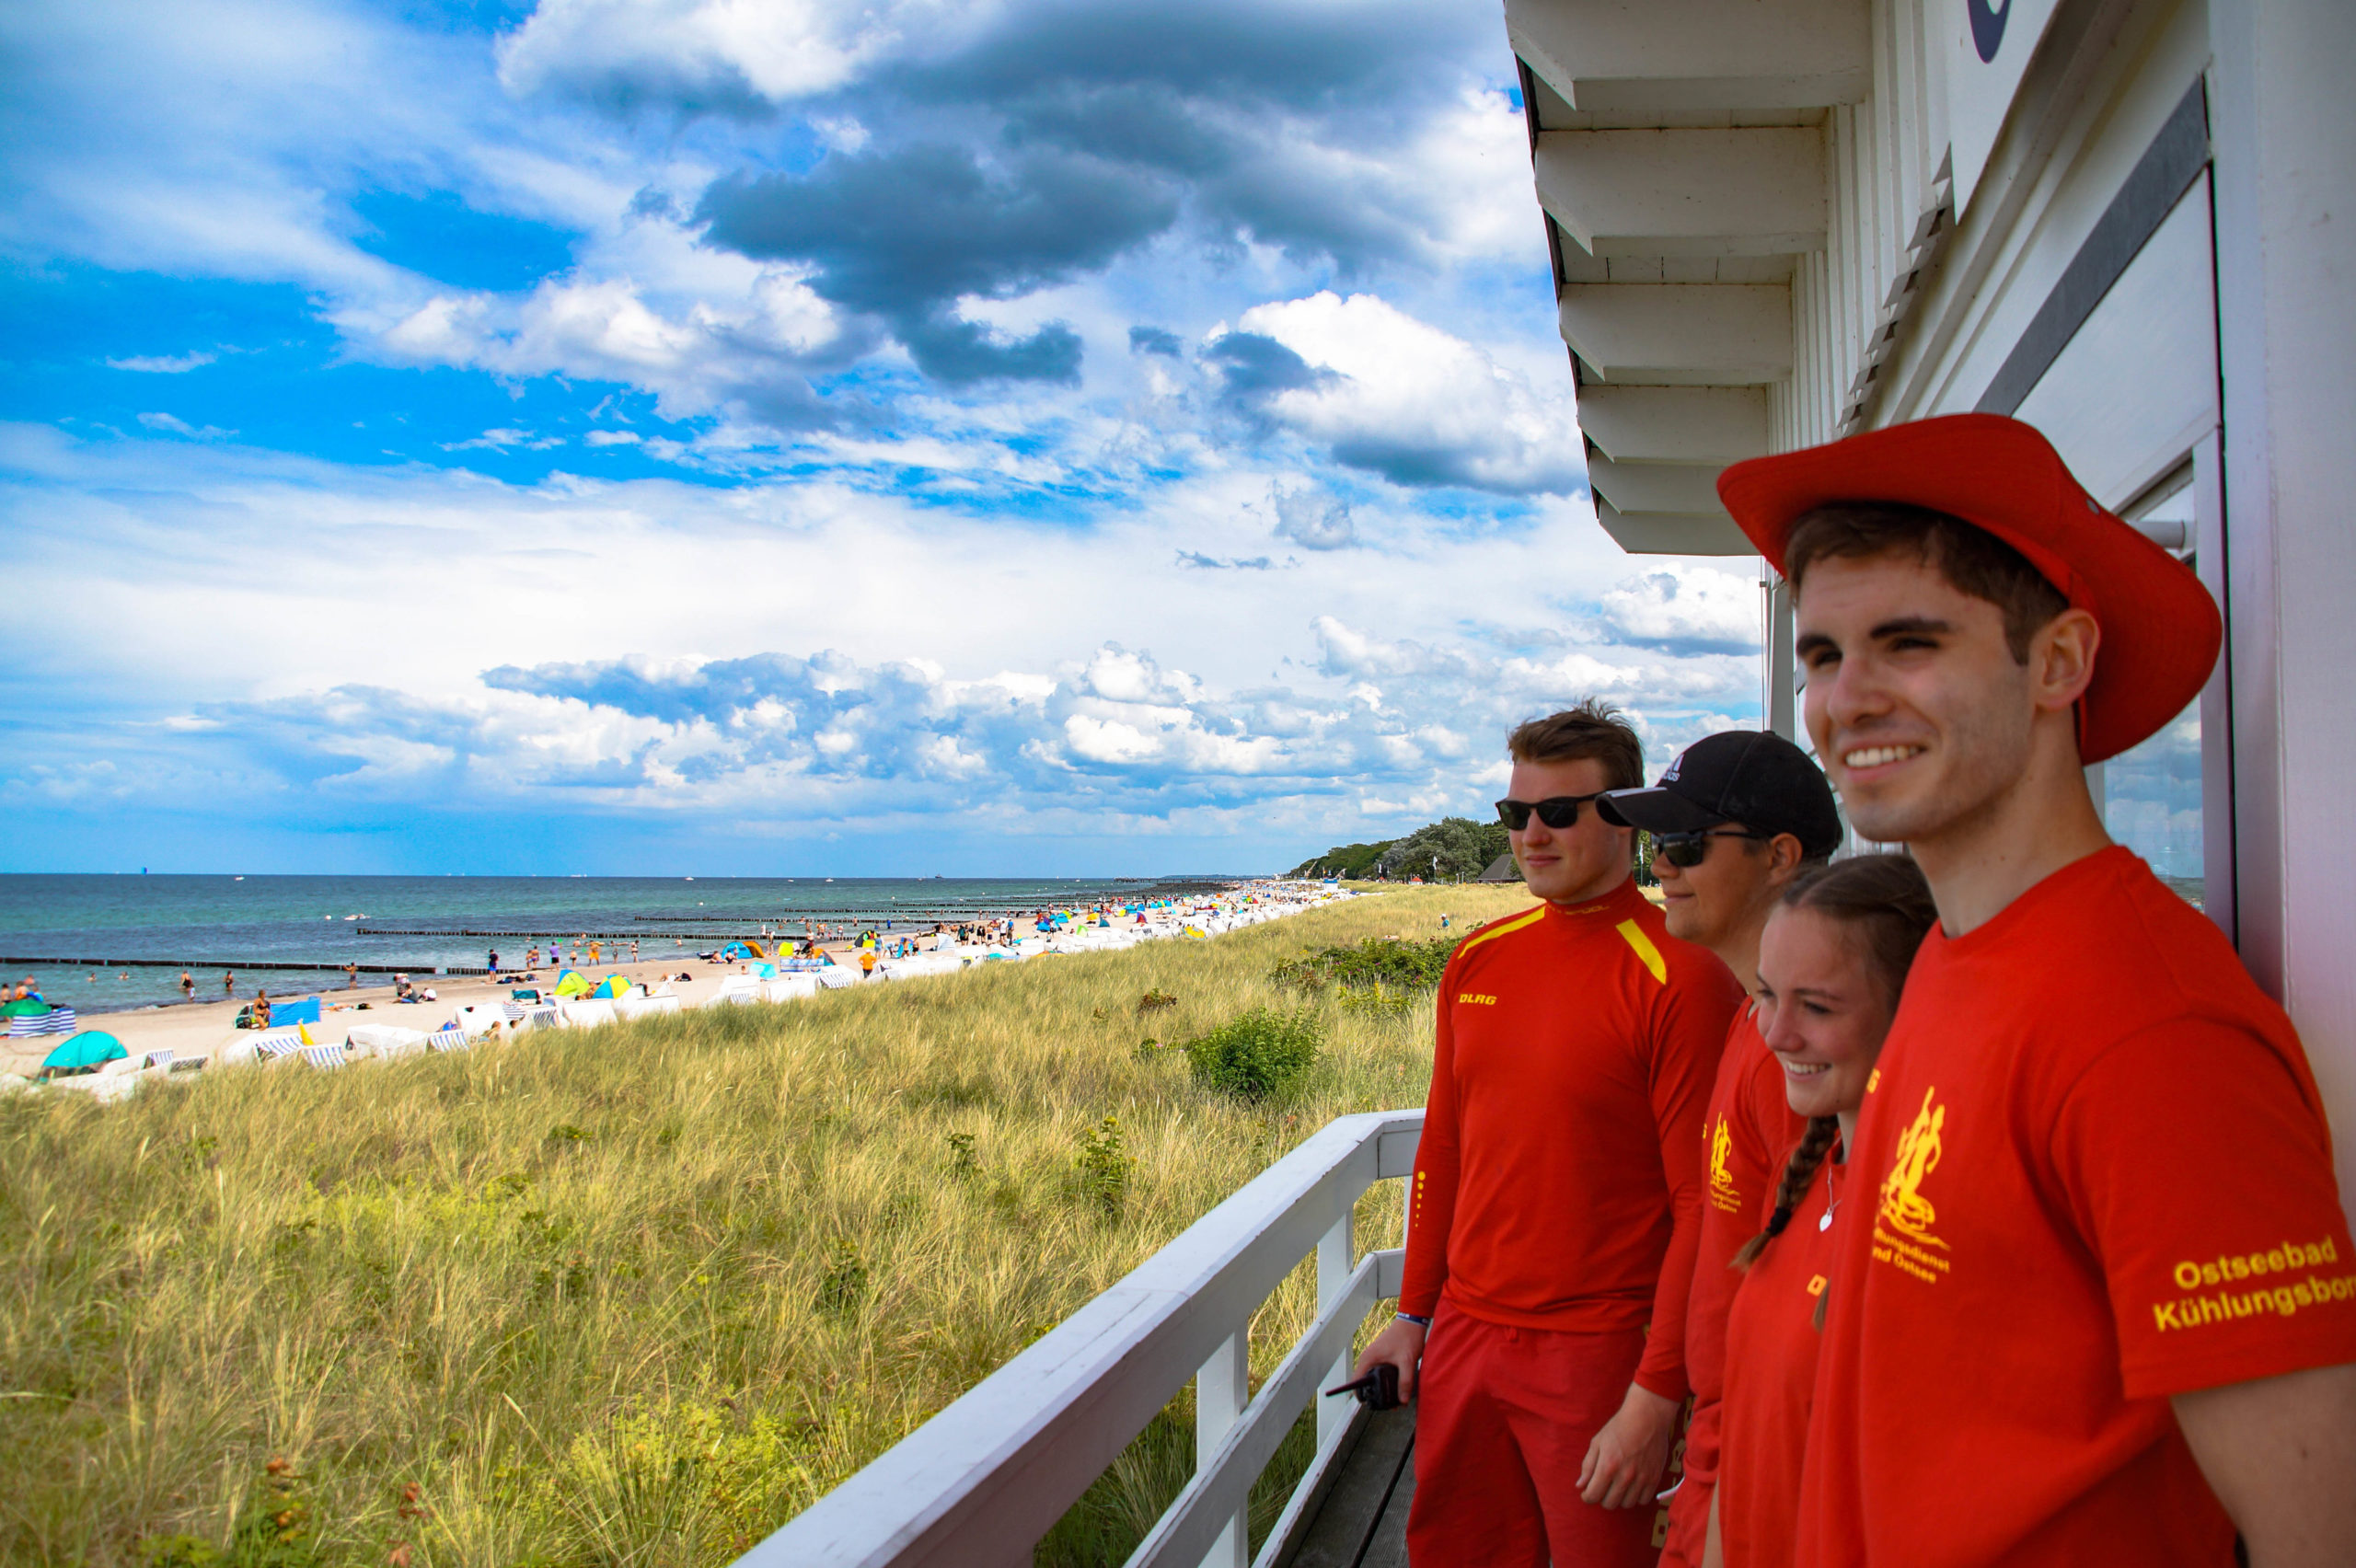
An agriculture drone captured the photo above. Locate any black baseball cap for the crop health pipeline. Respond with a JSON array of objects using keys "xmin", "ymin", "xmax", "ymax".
[{"xmin": 1597, "ymin": 731, "xmax": 1843, "ymax": 860}]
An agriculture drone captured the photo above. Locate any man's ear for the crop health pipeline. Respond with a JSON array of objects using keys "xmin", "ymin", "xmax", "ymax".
[{"xmin": 2031, "ymin": 607, "xmax": 2100, "ymax": 714}]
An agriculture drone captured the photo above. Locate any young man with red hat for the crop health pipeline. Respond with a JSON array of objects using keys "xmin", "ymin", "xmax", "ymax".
[
  {"xmin": 1351, "ymin": 701, "xmax": 1744, "ymax": 1566},
  {"xmin": 1595, "ymin": 731, "xmax": 1842, "ymax": 1567},
  {"xmin": 1716, "ymin": 412, "xmax": 2356, "ymax": 1566}
]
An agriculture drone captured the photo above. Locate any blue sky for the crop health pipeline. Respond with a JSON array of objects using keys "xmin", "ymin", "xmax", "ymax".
[{"xmin": 0, "ymin": 0, "xmax": 1763, "ymax": 876}]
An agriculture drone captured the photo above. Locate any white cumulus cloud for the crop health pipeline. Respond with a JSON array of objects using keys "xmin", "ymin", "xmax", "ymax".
[{"xmin": 1232, "ymin": 292, "xmax": 1585, "ymax": 494}]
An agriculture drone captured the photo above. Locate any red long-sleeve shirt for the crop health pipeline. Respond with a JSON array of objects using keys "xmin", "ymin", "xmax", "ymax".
[{"xmin": 1402, "ymin": 879, "xmax": 1745, "ymax": 1400}]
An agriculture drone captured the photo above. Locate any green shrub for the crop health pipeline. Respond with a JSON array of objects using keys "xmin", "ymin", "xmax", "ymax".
[
  {"xmin": 1182, "ymin": 1009, "xmax": 1324, "ymax": 1101},
  {"xmin": 1073, "ymin": 1115, "xmax": 1133, "ymax": 1216},
  {"xmin": 817, "ymin": 1239, "xmax": 869, "ymax": 1316},
  {"xmin": 1268, "ymin": 936, "xmax": 1457, "ymax": 996}
]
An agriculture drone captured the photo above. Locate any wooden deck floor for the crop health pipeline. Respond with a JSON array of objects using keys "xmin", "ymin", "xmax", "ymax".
[{"xmin": 1278, "ymin": 1404, "xmax": 1415, "ymax": 1568}]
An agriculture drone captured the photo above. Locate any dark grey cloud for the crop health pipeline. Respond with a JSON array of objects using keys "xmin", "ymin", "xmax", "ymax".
[
  {"xmin": 696, "ymin": 143, "xmax": 1175, "ymax": 383},
  {"xmin": 1128, "ymin": 326, "xmax": 1183, "ymax": 357},
  {"xmin": 1206, "ymin": 332, "xmax": 1330, "ymax": 402},
  {"xmin": 923, "ymin": 1, "xmax": 1486, "ymax": 267}
]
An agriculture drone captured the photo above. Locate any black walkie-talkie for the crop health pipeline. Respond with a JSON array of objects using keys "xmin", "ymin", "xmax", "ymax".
[{"xmin": 1321, "ymin": 1364, "xmax": 1401, "ymax": 1411}]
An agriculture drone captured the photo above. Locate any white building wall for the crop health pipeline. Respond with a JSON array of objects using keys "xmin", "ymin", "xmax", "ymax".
[{"xmin": 2210, "ymin": 0, "xmax": 2356, "ymax": 1196}]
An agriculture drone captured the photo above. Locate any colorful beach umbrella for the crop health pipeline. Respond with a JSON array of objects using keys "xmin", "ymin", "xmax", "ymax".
[
  {"xmin": 2, "ymin": 997, "xmax": 49, "ymax": 1018},
  {"xmin": 43, "ymin": 1031, "xmax": 126, "ymax": 1071},
  {"xmin": 588, "ymin": 975, "xmax": 631, "ymax": 999},
  {"xmin": 552, "ymin": 969, "xmax": 592, "ymax": 997}
]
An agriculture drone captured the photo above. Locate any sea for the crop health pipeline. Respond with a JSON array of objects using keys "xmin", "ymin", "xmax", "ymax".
[{"xmin": 0, "ymin": 874, "xmax": 1238, "ymax": 1016}]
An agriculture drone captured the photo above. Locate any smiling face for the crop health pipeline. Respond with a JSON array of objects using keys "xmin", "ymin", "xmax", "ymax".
[
  {"xmin": 1794, "ymin": 551, "xmax": 2046, "ymax": 847},
  {"xmin": 1507, "ymin": 756, "xmax": 1633, "ymax": 905},
  {"xmin": 1755, "ymin": 904, "xmax": 1900, "ymax": 1120}
]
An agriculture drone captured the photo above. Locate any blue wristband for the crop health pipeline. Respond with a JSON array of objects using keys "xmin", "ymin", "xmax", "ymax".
[{"xmin": 1396, "ymin": 1311, "xmax": 1432, "ymax": 1329}]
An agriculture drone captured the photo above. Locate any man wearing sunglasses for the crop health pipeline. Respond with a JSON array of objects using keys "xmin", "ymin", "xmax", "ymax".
[
  {"xmin": 1354, "ymin": 701, "xmax": 1745, "ymax": 1567},
  {"xmin": 1593, "ymin": 729, "xmax": 1842, "ymax": 1568}
]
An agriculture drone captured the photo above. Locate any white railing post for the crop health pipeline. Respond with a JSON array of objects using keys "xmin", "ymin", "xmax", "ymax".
[
  {"xmin": 1314, "ymin": 1211, "xmax": 1352, "ymax": 1446},
  {"xmin": 1196, "ymin": 1332, "xmax": 1250, "ymax": 1568}
]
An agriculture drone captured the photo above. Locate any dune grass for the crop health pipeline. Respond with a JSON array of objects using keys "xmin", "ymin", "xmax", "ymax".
[{"xmin": 0, "ymin": 884, "xmax": 1536, "ymax": 1568}]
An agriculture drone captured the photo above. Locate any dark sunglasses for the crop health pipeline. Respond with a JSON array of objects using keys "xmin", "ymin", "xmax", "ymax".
[
  {"xmin": 1495, "ymin": 793, "xmax": 1607, "ymax": 831},
  {"xmin": 1654, "ymin": 828, "xmax": 1772, "ymax": 868}
]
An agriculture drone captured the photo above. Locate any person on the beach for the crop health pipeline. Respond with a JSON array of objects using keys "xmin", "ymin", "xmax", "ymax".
[
  {"xmin": 630, "ymin": 940, "xmax": 639, "ymax": 963},
  {"xmin": 344, "ymin": 963, "xmax": 358, "ymax": 989},
  {"xmin": 1713, "ymin": 854, "xmax": 1934, "ymax": 1568},
  {"xmin": 222, "ymin": 970, "xmax": 234, "ymax": 994},
  {"xmin": 1353, "ymin": 702, "xmax": 1744, "ymax": 1566},
  {"xmin": 487, "ymin": 948, "xmax": 500, "ymax": 974},
  {"xmin": 1719, "ymin": 414, "xmax": 2356, "ymax": 1566},
  {"xmin": 179, "ymin": 971, "xmax": 194, "ymax": 1000},
  {"xmin": 251, "ymin": 988, "xmax": 271, "ymax": 1029},
  {"xmin": 589, "ymin": 941, "xmax": 601, "ymax": 965},
  {"xmin": 860, "ymin": 948, "xmax": 878, "ymax": 980},
  {"xmin": 1594, "ymin": 728, "xmax": 1842, "ymax": 1567}
]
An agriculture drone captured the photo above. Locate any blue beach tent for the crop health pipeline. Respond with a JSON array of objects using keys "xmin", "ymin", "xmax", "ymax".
[{"xmin": 43, "ymin": 1031, "xmax": 127, "ymax": 1072}]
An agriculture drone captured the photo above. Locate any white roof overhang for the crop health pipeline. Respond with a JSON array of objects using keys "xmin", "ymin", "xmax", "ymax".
[{"xmin": 1508, "ymin": 0, "xmax": 1870, "ymax": 556}]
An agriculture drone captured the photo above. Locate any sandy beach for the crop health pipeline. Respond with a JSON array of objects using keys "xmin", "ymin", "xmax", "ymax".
[
  {"xmin": 1, "ymin": 884, "xmax": 1356, "ymax": 1091},
  {"xmin": 1, "ymin": 942, "xmax": 907, "ymax": 1083}
]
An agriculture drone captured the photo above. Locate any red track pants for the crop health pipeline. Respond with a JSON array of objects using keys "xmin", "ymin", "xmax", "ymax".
[{"xmin": 1406, "ymin": 1300, "xmax": 1661, "ymax": 1568}]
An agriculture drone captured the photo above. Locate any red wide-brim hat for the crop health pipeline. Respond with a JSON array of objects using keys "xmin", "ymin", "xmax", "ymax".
[{"xmin": 1717, "ymin": 413, "xmax": 2220, "ymax": 765}]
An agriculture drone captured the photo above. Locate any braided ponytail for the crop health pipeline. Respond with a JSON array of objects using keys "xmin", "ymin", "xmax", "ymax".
[{"xmin": 1730, "ymin": 1114, "xmax": 1842, "ymax": 1270}]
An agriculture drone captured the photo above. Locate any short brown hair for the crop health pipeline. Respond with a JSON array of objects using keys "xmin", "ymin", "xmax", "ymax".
[
  {"xmin": 1785, "ymin": 502, "xmax": 2070, "ymax": 663},
  {"xmin": 1507, "ymin": 700, "xmax": 1644, "ymax": 790}
]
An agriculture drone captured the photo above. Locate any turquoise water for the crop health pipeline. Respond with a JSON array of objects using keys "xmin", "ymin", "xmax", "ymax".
[{"xmin": 0, "ymin": 874, "xmax": 1225, "ymax": 1015}]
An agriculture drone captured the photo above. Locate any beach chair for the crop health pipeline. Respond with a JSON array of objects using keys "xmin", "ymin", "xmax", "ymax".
[
  {"xmin": 425, "ymin": 1023, "xmax": 470, "ymax": 1052},
  {"xmin": 448, "ymin": 1004, "xmax": 504, "ymax": 1040},
  {"xmin": 302, "ymin": 1043, "xmax": 346, "ymax": 1071},
  {"xmin": 616, "ymin": 994, "xmax": 679, "ymax": 1020},
  {"xmin": 816, "ymin": 968, "xmax": 857, "ymax": 990},
  {"xmin": 97, "ymin": 1055, "xmax": 144, "ymax": 1078},
  {"xmin": 252, "ymin": 1027, "xmax": 306, "ymax": 1060},
  {"xmin": 142, "ymin": 1049, "xmax": 174, "ymax": 1072},
  {"xmin": 7, "ymin": 1007, "xmax": 76, "ymax": 1038},
  {"xmin": 86, "ymin": 1072, "xmax": 143, "ymax": 1103}
]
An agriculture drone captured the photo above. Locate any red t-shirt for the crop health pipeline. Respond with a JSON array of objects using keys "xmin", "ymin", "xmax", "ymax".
[
  {"xmin": 1667, "ymin": 1008, "xmax": 1807, "ymax": 1559},
  {"xmin": 1720, "ymin": 1144, "xmax": 1845, "ymax": 1568},
  {"xmin": 1796, "ymin": 847, "xmax": 2356, "ymax": 1566},
  {"xmin": 1402, "ymin": 879, "xmax": 1745, "ymax": 1399}
]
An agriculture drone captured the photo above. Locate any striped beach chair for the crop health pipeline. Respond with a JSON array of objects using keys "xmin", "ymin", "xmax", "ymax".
[
  {"xmin": 427, "ymin": 1024, "xmax": 468, "ymax": 1052},
  {"xmin": 301, "ymin": 1043, "xmax": 345, "ymax": 1071},
  {"xmin": 141, "ymin": 1049, "xmax": 174, "ymax": 1071},
  {"xmin": 252, "ymin": 1028, "xmax": 306, "ymax": 1059},
  {"xmin": 7, "ymin": 1007, "xmax": 77, "ymax": 1038}
]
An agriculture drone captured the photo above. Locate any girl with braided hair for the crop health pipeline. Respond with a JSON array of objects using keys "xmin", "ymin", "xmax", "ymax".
[{"xmin": 1704, "ymin": 853, "xmax": 1935, "ymax": 1568}]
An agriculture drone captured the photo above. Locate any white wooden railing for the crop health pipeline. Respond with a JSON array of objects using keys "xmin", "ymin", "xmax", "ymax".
[{"xmin": 738, "ymin": 1109, "xmax": 1424, "ymax": 1568}]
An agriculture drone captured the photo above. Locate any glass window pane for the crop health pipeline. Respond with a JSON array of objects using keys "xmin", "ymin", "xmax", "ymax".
[
  {"xmin": 2107, "ymin": 478, "xmax": 2201, "ymax": 905},
  {"xmin": 2105, "ymin": 698, "xmax": 2202, "ymax": 903}
]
